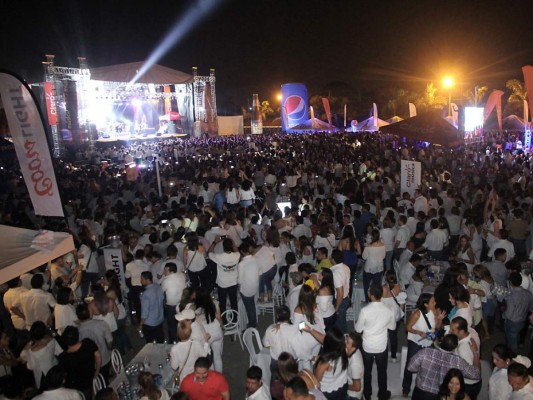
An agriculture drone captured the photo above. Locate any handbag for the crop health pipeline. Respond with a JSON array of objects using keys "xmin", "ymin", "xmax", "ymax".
[{"xmin": 174, "ymin": 342, "xmax": 193, "ymax": 388}]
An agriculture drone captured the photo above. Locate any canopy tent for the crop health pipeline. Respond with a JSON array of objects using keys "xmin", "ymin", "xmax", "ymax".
[
  {"xmin": 484, "ymin": 114, "xmax": 526, "ymax": 131},
  {"xmin": 288, "ymin": 118, "xmax": 338, "ymax": 131},
  {"xmin": 0, "ymin": 225, "xmax": 75, "ymax": 284},
  {"xmin": 387, "ymin": 116, "xmax": 404, "ymax": 124},
  {"xmin": 380, "ymin": 112, "xmax": 463, "ymax": 146},
  {"xmin": 90, "ymin": 62, "xmax": 194, "ymax": 84},
  {"xmin": 354, "ymin": 117, "xmax": 389, "ymax": 132}
]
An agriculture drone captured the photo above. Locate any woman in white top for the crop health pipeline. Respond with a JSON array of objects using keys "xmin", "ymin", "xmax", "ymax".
[
  {"xmin": 402, "ymin": 294, "xmax": 444, "ymax": 396},
  {"xmin": 193, "ymin": 288, "xmax": 225, "ymax": 373},
  {"xmin": 313, "ymin": 223, "xmax": 336, "ymax": 257},
  {"xmin": 170, "ymin": 322, "xmax": 207, "ymax": 382},
  {"xmin": 137, "ymin": 371, "xmax": 170, "ymax": 400},
  {"xmin": 473, "ymin": 264, "xmax": 496, "ymax": 340},
  {"xmin": 381, "ymin": 270, "xmax": 406, "ymax": 361},
  {"xmin": 224, "ymin": 213, "xmax": 243, "ymax": 247},
  {"xmin": 20, "ymin": 321, "xmax": 62, "ymax": 389},
  {"xmin": 361, "ymin": 229, "xmax": 386, "ymax": 302},
  {"xmin": 183, "ymin": 234, "xmax": 207, "ymax": 289},
  {"xmin": 293, "ymin": 285, "xmax": 325, "ymax": 369},
  {"xmin": 54, "ymin": 287, "xmax": 77, "ymax": 336},
  {"xmin": 448, "ymin": 285, "xmax": 473, "ymax": 327},
  {"xmin": 316, "ymin": 269, "xmax": 337, "ymax": 331},
  {"xmin": 346, "ymin": 332, "xmax": 364, "ymax": 400},
  {"xmin": 225, "ymin": 180, "xmax": 240, "ymax": 209},
  {"xmin": 454, "ymin": 235, "xmax": 477, "ymax": 274},
  {"xmin": 406, "ymin": 265, "xmax": 428, "ymax": 304},
  {"xmin": 239, "ymin": 180, "xmax": 256, "ymax": 208},
  {"xmin": 489, "ymin": 343, "xmax": 531, "ymax": 400},
  {"xmin": 314, "ymin": 327, "xmax": 349, "ymax": 400}
]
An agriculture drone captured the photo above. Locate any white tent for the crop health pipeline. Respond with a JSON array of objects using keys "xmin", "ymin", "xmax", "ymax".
[
  {"xmin": 0, "ymin": 225, "xmax": 75, "ymax": 284},
  {"xmin": 354, "ymin": 117, "xmax": 389, "ymax": 132}
]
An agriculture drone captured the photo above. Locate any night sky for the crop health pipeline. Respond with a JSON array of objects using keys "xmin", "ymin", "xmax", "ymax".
[{"xmin": 1, "ymin": 0, "xmax": 532, "ymax": 115}]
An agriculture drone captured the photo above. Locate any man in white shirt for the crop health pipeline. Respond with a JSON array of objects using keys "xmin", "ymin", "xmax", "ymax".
[
  {"xmin": 11, "ymin": 274, "xmax": 56, "ymax": 328},
  {"xmin": 331, "ymin": 250, "xmax": 351, "ymax": 334},
  {"xmin": 4, "ymin": 277, "xmax": 28, "ymax": 332},
  {"xmin": 380, "ymin": 217, "xmax": 396, "ymax": 271},
  {"xmin": 205, "ymin": 217, "xmax": 230, "ymax": 254},
  {"xmin": 161, "ymin": 262, "xmax": 187, "ymax": 343},
  {"xmin": 487, "ymin": 229, "xmax": 515, "ymax": 262},
  {"xmin": 125, "ymin": 249, "xmax": 150, "ymax": 323},
  {"xmin": 209, "ymin": 238, "xmax": 241, "ymax": 318},
  {"xmin": 449, "ymin": 317, "xmax": 481, "ymax": 400},
  {"xmin": 413, "ymin": 189, "xmax": 428, "ymax": 215},
  {"xmin": 394, "ymin": 215, "xmax": 411, "ymax": 261},
  {"xmin": 238, "ymin": 242, "xmax": 260, "ymax": 328},
  {"xmin": 355, "ymin": 284, "xmax": 395, "ymax": 400},
  {"xmin": 245, "ymin": 366, "xmax": 271, "ymax": 400},
  {"xmin": 399, "ymin": 254, "xmax": 421, "ymax": 289},
  {"xmin": 419, "ymin": 219, "xmax": 448, "ymax": 261},
  {"xmin": 508, "ymin": 362, "xmax": 533, "ymax": 399}
]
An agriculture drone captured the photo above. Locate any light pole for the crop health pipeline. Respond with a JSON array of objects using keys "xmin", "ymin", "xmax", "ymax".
[
  {"xmin": 474, "ymin": 85, "xmax": 479, "ymax": 108},
  {"xmin": 442, "ymin": 76, "xmax": 455, "ymax": 117}
]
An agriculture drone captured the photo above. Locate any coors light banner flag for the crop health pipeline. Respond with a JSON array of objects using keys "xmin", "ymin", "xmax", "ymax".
[{"xmin": 0, "ymin": 72, "xmax": 63, "ymax": 216}]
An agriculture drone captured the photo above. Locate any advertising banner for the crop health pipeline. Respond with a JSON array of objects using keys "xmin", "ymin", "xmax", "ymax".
[
  {"xmin": 103, "ymin": 248, "xmax": 126, "ymax": 293},
  {"xmin": 0, "ymin": 72, "xmax": 64, "ymax": 216},
  {"xmin": 281, "ymin": 83, "xmax": 308, "ymax": 131},
  {"xmin": 43, "ymin": 82, "xmax": 57, "ymax": 125},
  {"xmin": 322, "ymin": 97, "xmax": 332, "ymax": 126},
  {"xmin": 401, "ymin": 160, "xmax": 421, "ymax": 197}
]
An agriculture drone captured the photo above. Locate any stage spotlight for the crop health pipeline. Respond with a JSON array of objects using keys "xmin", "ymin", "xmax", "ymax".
[{"xmin": 130, "ymin": 0, "xmax": 224, "ymax": 85}]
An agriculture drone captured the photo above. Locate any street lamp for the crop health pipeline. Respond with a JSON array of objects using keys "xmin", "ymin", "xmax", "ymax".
[{"xmin": 442, "ymin": 76, "xmax": 455, "ymax": 117}]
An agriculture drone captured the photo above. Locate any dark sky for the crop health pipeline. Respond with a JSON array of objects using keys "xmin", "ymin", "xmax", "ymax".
[{"xmin": 1, "ymin": 0, "xmax": 532, "ymax": 114}]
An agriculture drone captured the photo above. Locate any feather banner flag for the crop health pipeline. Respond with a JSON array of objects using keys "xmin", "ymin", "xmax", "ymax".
[
  {"xmin": 484, "ymin": 90, "xmax": 504, "ymax": 134},
  {"xmin": 0, "ymin": 71, "xmax": 64, "ymax": 216}
]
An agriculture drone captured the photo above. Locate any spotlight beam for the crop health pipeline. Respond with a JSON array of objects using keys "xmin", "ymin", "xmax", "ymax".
[{"xmin": 130, "ymin": 0, "xmax": 223, "ymax": 85}]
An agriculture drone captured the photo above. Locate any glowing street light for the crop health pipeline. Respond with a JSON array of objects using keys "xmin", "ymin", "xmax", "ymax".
[
  {"xmin": 276, "ymin": 93, "xmax": 282, "ymax": 102},
  {"xmin": 442, "ymin": 76, "xmax": 455, "ymax": 117}
]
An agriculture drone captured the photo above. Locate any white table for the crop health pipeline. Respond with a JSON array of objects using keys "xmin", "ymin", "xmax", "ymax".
[{"xmin": 111, "ymin": 343, "xmax": 174, "ymax": 392}]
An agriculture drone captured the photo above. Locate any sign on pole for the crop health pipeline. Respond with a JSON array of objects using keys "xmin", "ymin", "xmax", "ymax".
[{"xmin": 401, "ymin": 160, "xmax": 421, "ymax": 197}]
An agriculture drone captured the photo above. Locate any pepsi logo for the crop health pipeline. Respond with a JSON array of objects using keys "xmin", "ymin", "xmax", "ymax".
[{"xmin": 284, "ymin": 95, "xmax": 306, "ymax": 121}]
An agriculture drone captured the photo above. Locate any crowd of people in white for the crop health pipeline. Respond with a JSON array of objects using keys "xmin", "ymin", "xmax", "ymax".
[{"xmin": 1, "ymin": 131, "xmax": 533, "ymax": 400}]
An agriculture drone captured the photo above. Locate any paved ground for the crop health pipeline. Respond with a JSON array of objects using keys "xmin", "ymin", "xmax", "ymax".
[{"xmin": 122, "ymin": 309, "xmax": 526, "ymax": 400}]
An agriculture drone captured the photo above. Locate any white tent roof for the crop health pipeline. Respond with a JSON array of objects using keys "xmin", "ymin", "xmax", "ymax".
[
  {"xmin": 355, "ymin": 117, "xmax": 389, "ymax": 132},
  {"xmin": 0, "ymin": 225, "xmax": 75, "ymax": 284}
]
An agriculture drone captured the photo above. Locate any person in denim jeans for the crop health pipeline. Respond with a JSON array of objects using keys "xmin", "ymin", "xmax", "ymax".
[{"xmin": 330, "ymin": 250, "xmax": 351, "ymax": 334}]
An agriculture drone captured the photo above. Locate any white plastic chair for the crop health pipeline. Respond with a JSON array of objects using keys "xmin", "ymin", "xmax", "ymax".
[
  {"xmin": 92, "ymin": 373, "xmax": 106, "ymax": 395},
  {"xmin": 221, "ymin": 309, "xmax": 244, "ymax": 349},
  {"xmin": 257, "ymin": 283, "xmax": 284, "ymax": 323},
  {"xmin": 111, "ymin": 348, "xmax": 123, "ymax": 375},
  {"xmin": 242, "ymin": 327, "xmax": 263, "ymax": 366}
]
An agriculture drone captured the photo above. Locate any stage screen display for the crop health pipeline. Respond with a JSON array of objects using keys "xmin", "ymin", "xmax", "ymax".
[{"xmin": 464, "ymin": 107, "xmax": 484, "ymax": 132}]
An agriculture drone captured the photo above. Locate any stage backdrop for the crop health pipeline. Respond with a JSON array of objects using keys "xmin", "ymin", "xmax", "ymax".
[{"xmin": 217, "ymin": 116, "xmax": 243, "ymax": 136}]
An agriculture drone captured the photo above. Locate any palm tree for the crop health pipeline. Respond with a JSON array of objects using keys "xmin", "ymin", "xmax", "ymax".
[
  {"xmin": 504, "ymin": 79, "xmax": 527, "ymax": 117},
  {"xmin": 414, "ymin": 83, "xmax": 447, "ymax": 113},
  {"xmin": 462, "ymin": 85, "xmax": 489, "ymax": 106}
]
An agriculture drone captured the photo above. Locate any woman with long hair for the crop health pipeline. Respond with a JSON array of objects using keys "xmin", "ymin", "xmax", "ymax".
[
  {"xmin": 78, "ymin": 226, "xmax": 99, "ymax": 298},
  {"xmin": 361, "ymin": 229, "xmax": 386, "ymax": 302},
  {"xmin": 297, "ymin": 236, "xmax": 315, "ymax": 265},
  {"xmin": 20, "ymin": 321, "xmax": 62, "ymax": 389},
  {"xmin": 193, "ymin": 288, "xmax": 224, "ymax": 373},
  {"xmin": 434, "ymin": 266, "xmax": 461, "ymax": 316},
  {"xmin": 402, "ymin": 294, "xmax": 445, "ymax": 397},
  {"xmin": 438, "ymin": 368, "xmax": 470, "ymax": 400},
  {"xmin": 293, "ymin": 285, "xmax": 325, "ymax": 369},
  {"xmin": 381, "ymin": 270, "xmax": 406, "ymax": 362},
  {"xmin": 345, "ymin": 332, "xmax": 364, "ymax": 400},
  {"xmin": 314, "ymin": 327, "xmax": 349, "ymax": 400},
  {"xmin": 271, "ymin": 352, "xmax": 321, "ymax": 400},
  {"xmin": 454, "ymin": 235, "xmax": 476, "ymax": 274},
  {"xmin": 448, "ymin": 285, "xmax": 473, "ymax": 327},
  {"xmin": 239, "ymin": 180, "xmax": 255, "ymax": 208},
  {"xmin": 489, "ymin": 343, "xmax": 531, "ymax": 400},
  {"xmin": 406, "ymin": 265, "xmax": 428, "ymax": 304},
  {"xmin": 316, "ymin": 268, "xmax": 336, "ymax": 331},
  {"xmin": 472, "ymin": 264, "xmax": 495, "ymax": 339},
  {"xmin": 314, "ymin": 222, "xmax": 336, "ymax": 256},
  {"xmin": 411, "ymin": 221, "xmax": 427, "ymax": 250},
  {"xmin": 183, "ymin": 234, "xmax": 207, "ymax": 289},
  {"xmin": 138, "ymin": 371, "xmax": 170, "ymax": 400},
  {"xmin": 337, "ymin": 225, "xmax": 362, "ymax": 301},
  {"xmin": 54, "ymin": 287, "xmax": 77, "ymax": 336}
]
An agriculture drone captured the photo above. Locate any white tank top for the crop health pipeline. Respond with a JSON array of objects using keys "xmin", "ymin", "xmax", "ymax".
[{"xmin": 407, "ymin": 310, "xmax": 435, "ymax": 348}]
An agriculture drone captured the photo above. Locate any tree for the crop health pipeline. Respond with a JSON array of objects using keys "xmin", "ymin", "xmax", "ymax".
[
  {"xmin": 414, "ymin": 83, "xmax": 447, "ymax": 113},
  {"xmin": 504, "ymin": 79, "xmax": 527, "ymax": 117},
  {"xmin": 462, "ymin": 85, "xmax": 489, "ymax": 106},
  {"xmin": 260, "ymin": 100, "xmax": 274, "ymax": 122}
]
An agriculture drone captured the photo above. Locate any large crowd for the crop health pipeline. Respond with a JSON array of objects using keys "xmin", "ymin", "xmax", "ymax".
[{"xmin": 1, "ymin": 130, "xmax": 533, "ymax": 400}]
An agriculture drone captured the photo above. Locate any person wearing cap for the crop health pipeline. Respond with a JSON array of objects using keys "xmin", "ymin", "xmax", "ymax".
[{"xmin": 175, "ymin": 308, "xmax": 210, "ymax": 348}]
